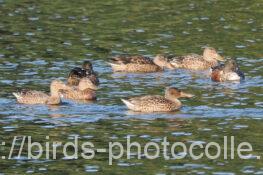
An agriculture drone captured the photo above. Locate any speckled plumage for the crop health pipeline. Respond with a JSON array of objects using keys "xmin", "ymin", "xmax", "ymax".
[
  {"xmin": 13, "ymin": 90, "xmax": 52, "ymax": 104},
  {"xmin": 169, "ymin": 48, "xmax": 224, "ymax": 70},
  {"xmin": 112, "ymin": 55, "xmax": 154, "ymax": 64},
  {"xmin": 60, "ymin": 78, "xmax": 97, "ymax": 100},
  {"xmin": 122, "ymin": 95, "xmax": 179, "ymax": 112},
  {"xmin": 170, "ymin": 54, "xmax": 218, "ymax": 70},
  {"xmin": 122, "ymin": 87, "xmax": 194, "ymax": 112},
  {"xmin": 59, "ymin": 88, "xmax": 96, "ymax": 100},
  {"xmin": 13, "ymin": 80, "xmax": 66, "ymax": 105},
  {"xmin": 109, "ymin": 55, "xmax": 174, "ymax": 72}
]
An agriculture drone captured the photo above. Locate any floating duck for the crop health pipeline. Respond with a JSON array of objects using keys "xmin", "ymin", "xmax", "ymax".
[
  {"xmin": 67, "ymin": 60, "xmax": 99, "ymax": 86},
  {"xmin": 169, "ymin": 47, "xmax": 224, "ymax": 70},
  {"xmin": 108, "ymin": 55, "xmax": 174, "ymax": 72},
  {"xmin": 121, "ymin": 87, "xmax": 194, "ymax": 112},
  {"xmin": 13, "ymin": 80, "xmax": 68, "ymax": 105},
  {"xmin": 59, "ymin": 78, "xmax": 97, "ymax": 100},
  {"xmin": 211, "ymin": 59, "xmax": 245, "ymax": 82}
]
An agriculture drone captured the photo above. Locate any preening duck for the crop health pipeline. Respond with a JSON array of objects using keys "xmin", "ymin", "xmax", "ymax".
[
  {"xmin": 211, "ymin": 59, "xmax": 245, "ymax": 82},
  {"xmin": 67, "ymin": 60, "xmax": 99, "ymax": 86},
  {"xmin": 59, "ymin": 78, "xmax": 97, "ymax": 100}
]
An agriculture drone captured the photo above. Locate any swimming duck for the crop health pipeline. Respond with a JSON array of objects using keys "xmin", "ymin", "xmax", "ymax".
[
  {"xmin": 67, "ymin": 60, "xmax": 99, "ymax": 86},
  {"xmin": 211, "ymin": 59, "xmax": 245, "ymax": 82},
  {"xmin": 13, "ymin": 80, "xmax": 69, "ymax": 105},
  {"xmin": 121, "ymin": 87, "xmax": 194, "ymax": 112},
  {"xmin": 59, "ymin": 78, "xmax": 97, "ymax": 100},
  {"xmin": 169, "ymin": 47, "xmax": 224, "ymax": 70},
  {"xmin": 108, "ymin": 55, "xmax": 175, "ymax": 72}
]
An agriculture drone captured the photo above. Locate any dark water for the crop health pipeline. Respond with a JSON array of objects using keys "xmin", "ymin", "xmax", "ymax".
[{"xmin": 0, "ymin": 0, "xmax": 262, "ymax": 174}]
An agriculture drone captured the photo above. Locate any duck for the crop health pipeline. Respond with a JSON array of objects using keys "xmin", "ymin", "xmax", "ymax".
[
  {"xmin": 211, "ymin": 59, "xmax": 245, "ymax": 82},
  {"xmin": 67, "ymin": 60, "xmax": 99, "ymax": 86},
  {"xmin": 108, "ymin": 55, "xmax": 175, "ymax": 72},
  {"xmin": 121, "ymin": 87, "xmax": 194, "ymax": 112},
  {"xmin": 169, "ymin": 47, "xmax": 224, "ymax": 70},
  {"xmin": 59, "ymin": 78, "xmax": 97, "ymax": 100},
  {"xmin": 13, "ymin": 80, "xmax": 69, "ymax": 105}
]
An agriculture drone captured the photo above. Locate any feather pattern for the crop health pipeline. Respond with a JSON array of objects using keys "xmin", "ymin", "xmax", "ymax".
[
  {"xmin": 59, "ymin": 88, "xmax": 96, "ymax": 100},
  {"xmin": 121, "ymin": 87, "xmax": 194, "ymax": 112},
  {"xmin": 13, "ymin": 90, "xmax": 50, "ymax": 104},
  {"xmin": 109, "ymin": 55, "xmax": 163, "ymax": 72},
  {"xmin": 169, "ymin": 47, "xmax": 224, "ymax": 70},
  {"xmin": 12, "ymin": 80, "xmax": 65, "ymax": 105},
  {"xmin": 122, "ymin": 95, "xmax": 179, "ymax": 112},
  {"xmin": 170, "ymin": 54, "xmax": 217, "ymax": 70}
]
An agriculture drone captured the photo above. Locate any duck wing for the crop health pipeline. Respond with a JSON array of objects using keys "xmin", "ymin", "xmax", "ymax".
[
  {"xmin": 111, "ymin": 56, "xmax": 153, "ymax": 65},
  {"xmin": 127, "ymin": 95, "xmax": 168, "ymax": 105},
  {"xmin": 13, "ymin": 90, "xmax": 49, "ymax": 104},
  {"xmin": 170, "ymin": 54, "xmax": 202, "ymax": 64},
  {"xmin": 129, "ymin": 56, "xmax": 153, "ymax": 64},
  {"xmin": 122, "ymin": 95, "xmax": 176, "ymax": 112},
  {"xmin": 59, "ymin": 88, "xmax": 96, "ymax": 100},
  {"xmin": 17, "ymin": 90, "xmax": 49, "ymax": 98}
]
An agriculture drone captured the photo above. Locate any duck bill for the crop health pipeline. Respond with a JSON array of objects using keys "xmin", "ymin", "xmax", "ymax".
[
  {"xmin": 216, "ymin": 54, "xmax": 224, "ymax": 61},
  {"xmin": 181, "ymin": 92, "xmax": 194, "ymax": 98}
]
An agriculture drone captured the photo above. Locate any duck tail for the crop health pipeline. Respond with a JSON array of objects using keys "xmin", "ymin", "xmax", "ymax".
[
  {"xmin": 107, "ymin": 62, "xmax": 124, "ymax": 72},
  {"xmin": 12, "ymin": 92, "xmax": 21, "ymax": 99},
  {"xmin": 121, "ymin": 99, "xmax": 135, "ymax": 110},
  {"xmin": 107, "ymin": 62, "xmax": 117, "ymax": 66},
  {"xmin": 170, "ymin": 61, "xmax": 180, "ymax": 68}
]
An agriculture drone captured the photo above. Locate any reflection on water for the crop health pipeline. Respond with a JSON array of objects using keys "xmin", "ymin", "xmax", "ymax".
[{"xmin": 0, "ymin": 0, "xmax": 263, "ymax": 174}]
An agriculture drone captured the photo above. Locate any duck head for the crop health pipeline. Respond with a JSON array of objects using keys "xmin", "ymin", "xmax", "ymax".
[
  {"xmin": 165, "ymin": 87, "xmax": 194, "ymax": 100},
  {"xmin": 82, "ymin": 60, "xmax": 93, "ymax": 70},
  {"xmin": 203, "ymin": 47, "xmax": 224, "ymax": 62}
]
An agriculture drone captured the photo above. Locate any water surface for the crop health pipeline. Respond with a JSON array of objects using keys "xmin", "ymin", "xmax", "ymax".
[{"xmin": 0, "ymin": 0, "xmax": 262, "ymax": 174}]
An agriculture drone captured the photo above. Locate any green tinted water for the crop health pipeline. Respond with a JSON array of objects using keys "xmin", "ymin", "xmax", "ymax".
[{"xmin": 0, "ymin": 0, "xmax": 262, "ymax": 174}]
